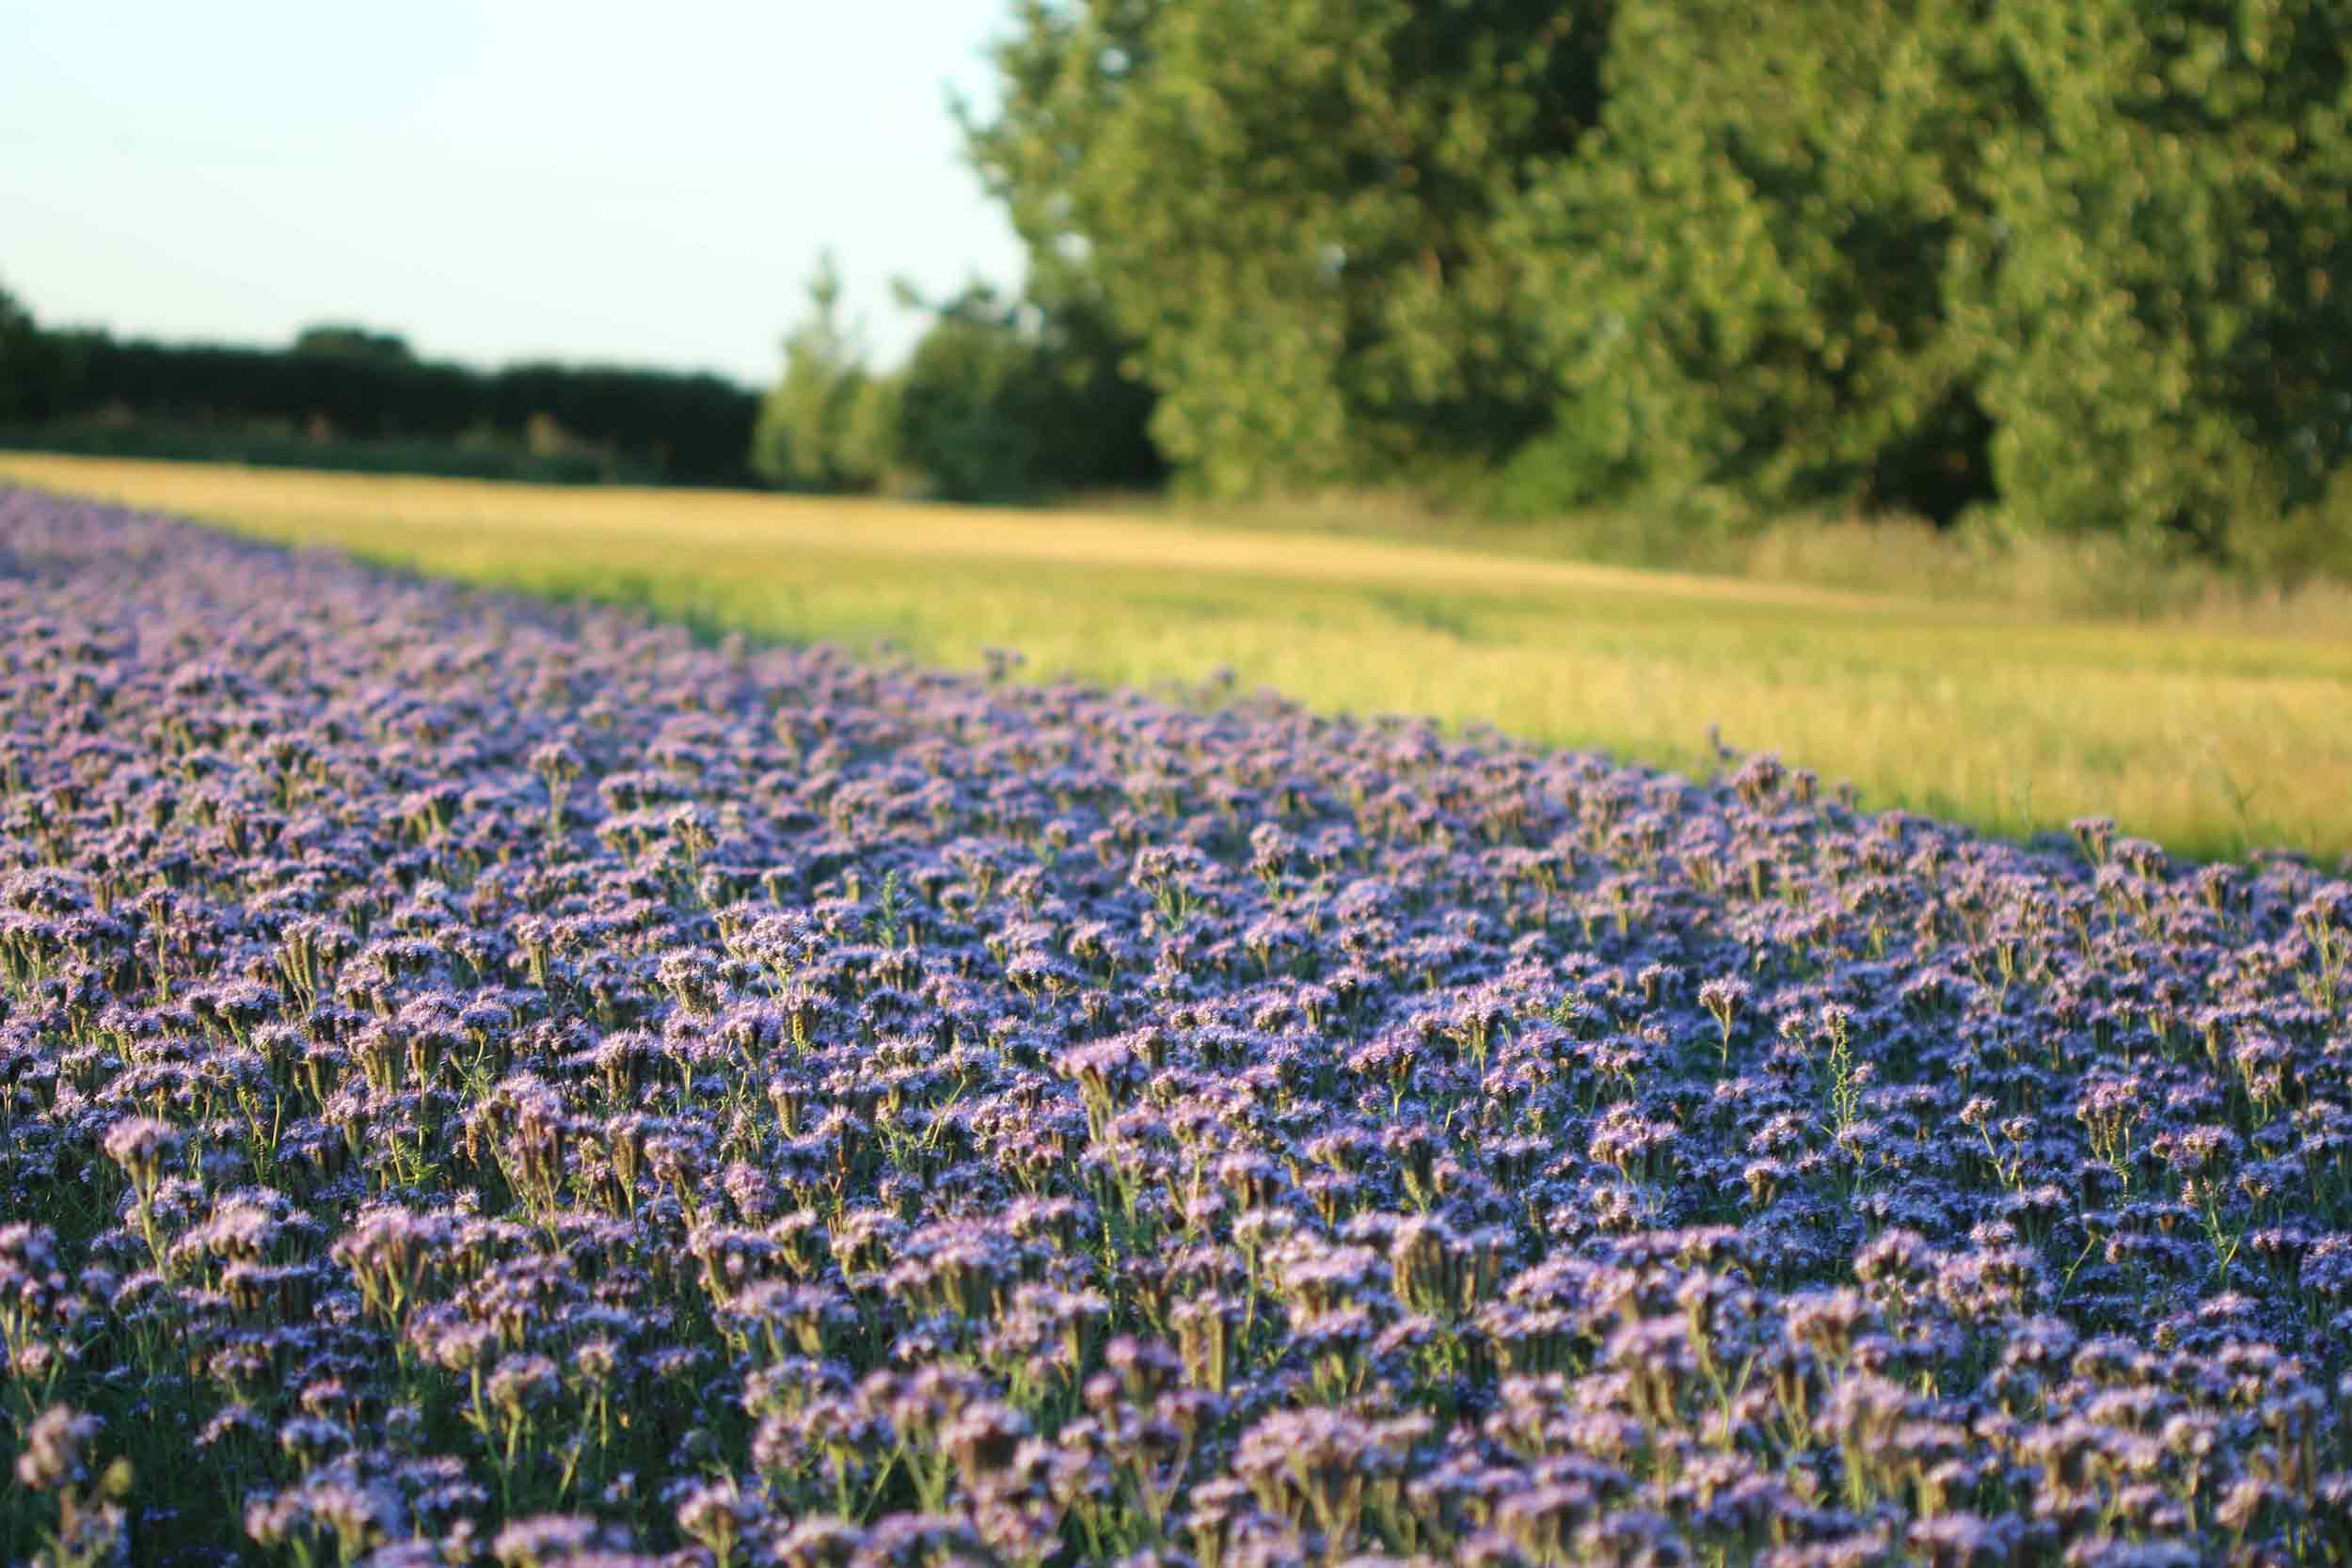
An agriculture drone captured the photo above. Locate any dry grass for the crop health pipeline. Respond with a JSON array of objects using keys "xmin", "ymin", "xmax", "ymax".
[{"xmin": 7, "ymin": 451, "xmax": 2348, "ymax": 863}]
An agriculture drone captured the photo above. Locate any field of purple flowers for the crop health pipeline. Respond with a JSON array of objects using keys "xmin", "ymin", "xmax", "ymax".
[{"xmin": 2, "ymin": 483, "xmax": 2351, "ymax": 1568}]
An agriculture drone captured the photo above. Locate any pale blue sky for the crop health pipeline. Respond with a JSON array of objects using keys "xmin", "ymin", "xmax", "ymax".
[{"xmin": 0, "ymin": 1, "xmax": 1028, "ymax": 386}]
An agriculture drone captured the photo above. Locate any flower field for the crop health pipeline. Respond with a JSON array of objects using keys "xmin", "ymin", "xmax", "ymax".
[{"xmin": 4, "ymin": 483, "xmax": 2352, "ymax": 1567}]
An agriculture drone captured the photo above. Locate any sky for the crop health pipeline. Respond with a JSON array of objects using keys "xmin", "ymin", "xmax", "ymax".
[{"xmin": 0, "ymin": 1, "xmax": 1030, "ymax": 387}]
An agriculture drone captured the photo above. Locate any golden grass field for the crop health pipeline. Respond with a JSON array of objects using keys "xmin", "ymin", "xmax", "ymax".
[{"xmin": 6, "ymin": 451, "xmax": 2348, "ymax": 864}]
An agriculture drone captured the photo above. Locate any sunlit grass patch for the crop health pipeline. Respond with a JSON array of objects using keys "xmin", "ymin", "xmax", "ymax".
[{"xmin": 7, "ymin": 451, "xmax": 2348, "ymax": 863}]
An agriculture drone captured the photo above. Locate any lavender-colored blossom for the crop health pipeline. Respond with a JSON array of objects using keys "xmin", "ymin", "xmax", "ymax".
[{"xmin": 0, "ymin": 487, "xmax": 2347, "ymax": 1566}]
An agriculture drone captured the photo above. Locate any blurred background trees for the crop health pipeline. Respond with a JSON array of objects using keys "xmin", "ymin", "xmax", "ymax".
[
  {"xmin": 960, "ymin": 0, "xmax": 1610, "ymax": 501},
  {"xmin": 949, "ymin": 0, "xmax": 2352, "ymax": 572},
  {"xmin": 1955, "ymin": 0, "xmax": 2352, "ymax": 557},
  {"xmin": 750, "ymin": 252, "xmax": 900, "ymax": 493},
  {"xmin": 0, "ymin": 278, "xmax": 72, "ymax": 428},
  {"xmin": 0, "ymin": 274, "xmax": 760, "ymax": 486},
  {"xmin": 889, "ymin": 277, "xmax": 1162, "ymax": 502},
  {"xmin": 752, "ymin": 251, "xmax": 1163, "ymax": 502}
]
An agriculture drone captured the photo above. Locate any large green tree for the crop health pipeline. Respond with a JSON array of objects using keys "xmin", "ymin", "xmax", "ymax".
[
  {"xmin": 961, "ymin": 0, "xmax": 1611, "ymax": 499},
  {"xmin": 291, "ymin": 324, "xmax": 416, "ymax": 363},
  {"xmin": 1949, "ymin": 0, "xmax": 2352, "ymax": 547},
  {"xmin": 1500, "ymin": 0, "xmax": 2008, "ymax": 522},
  {"xmin": 1503, "ymin": 0, "xmax": 2352, "ymax": 546},
  {"xmin": 963, "ymin": 0, "xmax": 2352, "ymax": 554},
  {"xmin": 0, "ymin": 279, "xmax": 56, "ymax": 424},
  {"xmin": 892, "ymin": 278, "xmax": 1163, "ymax": 503}
]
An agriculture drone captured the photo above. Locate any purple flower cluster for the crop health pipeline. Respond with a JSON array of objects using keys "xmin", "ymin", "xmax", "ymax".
[{"xmin": 2, "ymin": 485, "xmax": 2350, "ymax": 1567}]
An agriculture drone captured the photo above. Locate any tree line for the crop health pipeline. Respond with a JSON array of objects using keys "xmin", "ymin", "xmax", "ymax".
[
  {"xmin": 9, "ymin": 0, "xmax": 2352, "ymax": 577},
  {"xmin": 744, "ymin": 255, "xmax": 1164, "ymax": 501},
  {"xmin": 782, "ymin": 0, "xmax": 2345, "ymax": 576},
  {"xmin": 0, "ymin": 301, "xmax": 762, "ymax": 486}
]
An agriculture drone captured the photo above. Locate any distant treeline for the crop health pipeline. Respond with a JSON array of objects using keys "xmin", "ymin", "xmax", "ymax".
[
  {"xmin": 0, "ymin": 310, "xmax": 759, "ymax": 485},
  {"xmin": 0, "ymin": 280, "xmax": 1165, "ymax": 502}
]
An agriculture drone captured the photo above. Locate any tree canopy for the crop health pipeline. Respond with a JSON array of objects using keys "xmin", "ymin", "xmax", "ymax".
[
  {"xmin": 954, "ymin": 0, "xmax": 2352, "ymax": 558},
  {"xmin": 960, "ymin": 0, "xmax": 1611, "ymax": 500}
]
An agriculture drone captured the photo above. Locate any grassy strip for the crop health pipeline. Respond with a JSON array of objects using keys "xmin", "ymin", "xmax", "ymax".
[{"xmin": 6, "ymin": 451, "xmax": 2348, "ymax": 863}]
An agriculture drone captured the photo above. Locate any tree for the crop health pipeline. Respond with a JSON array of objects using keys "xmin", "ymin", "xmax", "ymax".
[
  {"xmin": 961, "ymin": 0, "xmax": 1611, "ymax": 499},
  {"xmin": 891, "ymin": 283, "xmax": 1048, "ymax": 502},
  {"xmin": 1499, "ymin": 0, "xmax": 2006, "ymax": 524},
  {"xmin": 292, "ymin": 324, "xmax": 416, "ymax": 363},
  {"xmin": 751, "ymin": 254, "xmax": 898, "ymax": 492},
  {"xmin": 0, "ymin": 278, "xmax": 58, "ymax": 424},
  {"xmin": 891, "ymin": 277, "xmax": 1165, "ymax": 503},
  {"xmin": 1948, "ymin": 0, "xmax": 2352, "ymax": 548},
  {"xmin": 1503, "ymin": 0, "xmax": 2352, "ymax": 550}
]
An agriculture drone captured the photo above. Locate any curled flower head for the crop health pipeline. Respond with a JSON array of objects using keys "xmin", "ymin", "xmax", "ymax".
[{"xmin": 102, "ymin": 1116, "xmax": 183, "ymax": 1195}]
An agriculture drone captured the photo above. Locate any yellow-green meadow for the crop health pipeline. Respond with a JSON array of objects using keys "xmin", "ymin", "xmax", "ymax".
[{"xmin": 8, "ymin": 451, "xmax": 2346, "ymax": 863}]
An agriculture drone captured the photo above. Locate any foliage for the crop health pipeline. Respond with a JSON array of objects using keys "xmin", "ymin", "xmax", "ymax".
[
  {"xmin": 6, "ymin": 319, "xmax": 757, "ymax": 484},
  {"xmin": 0, "ymin": 281, "xmax": 30, "ymax": 421},
  {"xmin": 1502, "ymin": 0, "xmax": 2001, "ymax": 523},
  {"xmin": 1950, "ymin": 0, "xmax": 2352, "ymax": 547},
  {"xmin": 0, "ymin": 278, "xmax": 64, "ymax": 425},
  {"xmin": 290, "ymin": 323, "xmax": 417, "ymax": 363},
  {"xmin": 961, "ymin": 0, "xmax": 1610, "ymax": 500},
  {"xmin": 1509, "ymin": 0, "xmax": 2352, "ymax": 544},
  {"xmin": 751, "ymin": 253, "xmax": 899, "ymax": 492},
  {"xmin": 482, "ymin": 362, "xmax": 755, "ymax": 483},
  {"xmin": 966, "ymin": 0, "xmax": 2352, "ymax": 562},
  {"xmin": 0, "ymin": 418, "xmax": 656, "ymax": 485},
  {"xmin": 889, "ymin": 285, "xmax": 1048, "ymax": 501},
  {"xmin": 891, "ymin": 279, "xmax": 1163, "ymax": 502}
]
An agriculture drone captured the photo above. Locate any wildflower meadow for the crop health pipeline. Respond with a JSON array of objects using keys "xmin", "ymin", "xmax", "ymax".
[{"xmin": 4, "ymin": 485, "xmax": 2352, "ymax": 1567}]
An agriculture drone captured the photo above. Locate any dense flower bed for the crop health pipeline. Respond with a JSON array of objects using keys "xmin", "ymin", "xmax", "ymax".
[{"xmin": 2, "ymin": 486, "xmax": 2350, "ymax": 1568}]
